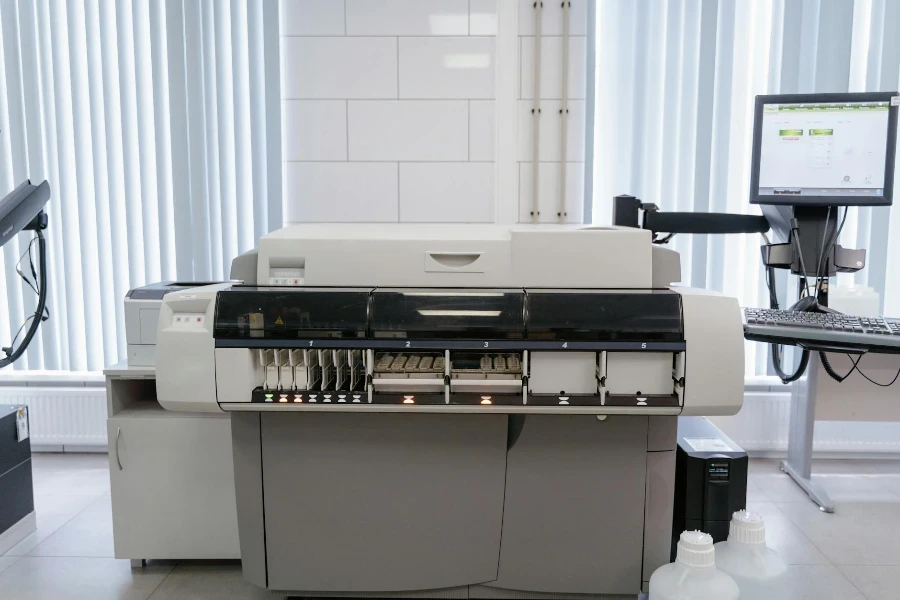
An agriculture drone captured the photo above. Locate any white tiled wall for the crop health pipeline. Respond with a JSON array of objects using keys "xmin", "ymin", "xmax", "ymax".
[
  {"xmin": 280, "ymin": 0, "xmax": 588, "ymax": 225},
  {"xmin": 284, "ymin": 162, "xmax": 399, "ymax": 223},
  {"xmin": 281, "ymin": 0, "xmax": 498, "ymax": 223},
  {"xmin": 399, "ymin": 163, "xmax": 495, "ymax": 222},
  {"xmin": 518, "ymin": 1, "xmax": 587, "ymax": 224},
  {"xmin": 348, "ymin": 100, "xmax": 469, "ymax": 161}
]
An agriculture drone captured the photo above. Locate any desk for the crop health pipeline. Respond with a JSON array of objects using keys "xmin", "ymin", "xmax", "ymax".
[
  {"xmin": 781, "ymin": 352, "xmax": 900, "ymax": 513},
  {"xmin": 104, "ymin": 361, "xmax": 240, "ymax": 565}
]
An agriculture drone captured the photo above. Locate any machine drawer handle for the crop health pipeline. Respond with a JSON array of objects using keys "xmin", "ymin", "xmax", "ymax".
[
  {"xmin": 425, "ymin": 252, "xmax": 483, "ymax": 270},
  {"xmin": 115, "ymin": 427, "xmax": 123, "ymax": 470}
]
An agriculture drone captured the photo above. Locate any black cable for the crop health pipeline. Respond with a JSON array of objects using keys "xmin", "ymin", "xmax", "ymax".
[
  {"xmin": 763, "ymin": 230, "xmax": 810, "ymax": 383},
  {"xmin": 815, "ymin": 207, "xmax": 848, "ymax": 302},
  {"xmin": 813, "ymin": 206, "xmax": 831, "ymax": 298},
  {"xmin": 772, "ymin": 342, "xmax": 809, "ymax": 383},
  {"xmin": 15, "ymin": 237, "xmax": 39, "ymax": 296},
  {"xmin": 820, "ymin": 351, "xmax": 900, "ymax": 386},
  {"xmin": 856, "ymin": 363, "xmax": 900, "ymax": 387},
  {"xmin": 0, "ymin": 230, "xmax": 48, "ymax": 368},
  {"xmin": 764, "ymin": 242, "xmax": 809, "ymax": 383},
  {"xmin": 819, "ymin": 351, "xmax": 862, "ymax": 383},
  {"xmin": 14, "ymin": 236, "xmax": 49, "ymax": 320},
  {"xmin": 6, "ymin": 316, "xmax": 36, "ymax": 353}
]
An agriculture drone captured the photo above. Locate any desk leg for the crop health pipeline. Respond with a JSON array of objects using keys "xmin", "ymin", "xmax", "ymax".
[
  {"xmin": 780, "ymin": 359, "xmax": 834, "ymax": 513},
  {"xmin": 130, "ymin": 559, "xmax": 146, "ymax": 568}
]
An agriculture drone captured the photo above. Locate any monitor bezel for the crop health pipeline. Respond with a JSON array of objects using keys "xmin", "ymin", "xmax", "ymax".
[{"xmin": 749, "ymin": 92, "xmax": 898, "ymax": 207}]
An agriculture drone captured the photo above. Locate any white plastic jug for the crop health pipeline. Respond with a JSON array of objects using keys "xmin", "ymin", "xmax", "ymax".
[
  {"xmin": 715, "ymin": 510, "xmax": 789, "ymax": 600},
  {"xmin": 648, "ymin": 531, "xmax": 740, "ymax": 600}
]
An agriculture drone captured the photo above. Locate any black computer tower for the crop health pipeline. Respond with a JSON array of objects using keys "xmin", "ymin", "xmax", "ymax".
[{"xmin": 671, "ymin": 416, "xmax": 748, "ymax": 561}]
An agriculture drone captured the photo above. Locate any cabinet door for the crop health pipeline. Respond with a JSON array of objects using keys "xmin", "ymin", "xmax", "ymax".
[
  {"xmin": 486, "ymin": 415, "xmax": 648, "ymax": 595},
  {"xmin": 107, "ymin": 414, "xmax": 239, "ymax": 559},
  {"xmin": 261, "ymin": 412, "xmax": 508, "ymax": 593}
]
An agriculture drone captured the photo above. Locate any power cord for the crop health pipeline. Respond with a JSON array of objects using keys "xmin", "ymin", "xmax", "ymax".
[
  {"xmin": 820, "ymin": 352, "xmax": 900, "ymax": 386},
  {"xmin": 1, "ymin": 229, "xmax": 48, "ymax": 368},
  {"xmin": 765, "ymin": 216, "xmax": 812, "ymax": 383}
]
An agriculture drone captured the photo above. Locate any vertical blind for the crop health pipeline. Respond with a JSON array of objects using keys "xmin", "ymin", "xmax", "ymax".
[
  {"xmin": 0, "ymin": 0, "xmax": 282, "ymax": 372},
  {"xmin": 591, "ymin": 0, "xmax": 900, "ymax": 376}
]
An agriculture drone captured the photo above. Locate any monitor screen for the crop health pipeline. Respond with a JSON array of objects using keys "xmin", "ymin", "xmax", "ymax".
[{"xmin": 750, "ymin": 93, "xmax": 899, "ymax": 206}]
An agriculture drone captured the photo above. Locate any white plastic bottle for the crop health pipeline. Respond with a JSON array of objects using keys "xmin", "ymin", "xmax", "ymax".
[
  {"xmin": 648, "ymin": 531, "xmax": 740, "ymax": 600},
  {"xmin": 715, "ymin": 510, "xmax": 789, "ymax": 600}
]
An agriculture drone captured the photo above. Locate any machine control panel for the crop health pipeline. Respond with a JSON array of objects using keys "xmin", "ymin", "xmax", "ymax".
[{"xmin": 173, "ymin": 313, "xmax": 206, "ymax": 327}]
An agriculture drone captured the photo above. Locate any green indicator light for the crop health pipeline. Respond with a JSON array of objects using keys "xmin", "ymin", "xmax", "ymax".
[{"xmin": 265, "ymin": 393, "xmax": 274, "ymax": 398}]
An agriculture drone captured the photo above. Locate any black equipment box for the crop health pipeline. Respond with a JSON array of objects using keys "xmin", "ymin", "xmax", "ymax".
[
  {"xmin": 671, "ymin": 416, "xmax": 748, "ymax": 561},
  {"xmin": 0, "ymin": 405, "xmax": 34, "ymax": 538}
]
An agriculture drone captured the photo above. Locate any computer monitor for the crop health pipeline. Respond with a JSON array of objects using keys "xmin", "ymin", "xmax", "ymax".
[{"xmin": 750, "ymin": 92, "xmax": 899, "ymax": 206}]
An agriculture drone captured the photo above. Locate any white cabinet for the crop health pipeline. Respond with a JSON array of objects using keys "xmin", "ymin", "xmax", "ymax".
[{"xmin": 104, "ymin": 364, "xmax": 240, "ymax": 561}]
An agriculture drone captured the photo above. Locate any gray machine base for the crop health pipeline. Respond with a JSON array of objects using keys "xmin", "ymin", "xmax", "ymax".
[{"xmin": 232, "ymin": 413, "xmax": 676, "ymax": 599}]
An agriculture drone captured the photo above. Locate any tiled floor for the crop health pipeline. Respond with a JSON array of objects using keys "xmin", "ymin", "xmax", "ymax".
[{"xmin": 1, "ymin": 455, "xmax": 900, "ymax": 599}]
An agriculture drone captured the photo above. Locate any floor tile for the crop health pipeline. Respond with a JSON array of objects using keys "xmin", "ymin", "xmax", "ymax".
[
  {"xmin": 751, "ymin": 470, "xmax": 814, "ymax": 502},
  {"xmin": 0, "ymin": 556, "xmax": 20, "ymax": 574},
  {"xmin": 31, "ymin": 453, "xmax": 109, "ymax": 472},
  {"xmin": 838, "ymin": 566, "xmax": 900, "ymax": 600},
  {"xmin": 780, "ymin": 565, "xmax": 866, "ymax": 600},
  {"xmin": 31, "ymin": 454, "xmax": 111, "ymax": 496},
  {"xmin": 777, "ymin": 501, "xmax": 900, "ymax": 566},
  {"xmin": 809, "ymin": 473, "xmax": 900, "ymax": 503},
  {"xmin": 745, "ymin": 478, "xmax": 768, "ymax": 502},
  {"xmin": 0, "ymin": 556, "xmax": 172, "ymax": 600},
  {"xmin": 28, "ymin": 496, "xmax": 114, "ymax": 558},
  {"xmin": 4, "ymin": 494, "xmax": 99, "ymax": 556},
  {"xmin": 146, "ymin": 562, "xmax": 276, "ymax": 600},
  {"xmin": 877, "ymin": 475, "xmax": 900, "ymax": 497},
  {"xmin": 748, "ymin": 457, "xmax": 782, "ymax": 475},
  {"xmin": 744, "ymin": 501, "xmax": 830, "ymax": 565},
  {"xmin": 811, "ymin": 460, "xmax": 900, "ymax": 476}
]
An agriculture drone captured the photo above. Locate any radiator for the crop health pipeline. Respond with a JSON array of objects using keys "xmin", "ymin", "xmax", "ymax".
[
  {"xmin": 711, "ymin": 390, "xmax": 900, "ymax": 454},
  {"xmin": 0, "ymin": 386, "xmax": 107, "ymax": 447}
]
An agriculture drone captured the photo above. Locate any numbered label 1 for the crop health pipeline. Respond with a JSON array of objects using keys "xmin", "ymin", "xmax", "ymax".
[{"xmin": 309, "ymin": 341, "xmax": 314, "ymax": 347}]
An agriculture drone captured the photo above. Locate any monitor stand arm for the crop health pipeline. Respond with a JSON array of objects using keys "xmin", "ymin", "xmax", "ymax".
[
  {"xmin": 612, "ymin": 195, "xmax": 771, "ymax": 237},
  {"xmin": 760, "ymin": 206, "xmax": 865, "ymax": 278}
]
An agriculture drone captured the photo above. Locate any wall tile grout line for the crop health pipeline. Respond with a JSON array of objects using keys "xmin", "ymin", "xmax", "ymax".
[{"xmin": 345, "ymin": 100, "xmax": 350, "ymax": 162}]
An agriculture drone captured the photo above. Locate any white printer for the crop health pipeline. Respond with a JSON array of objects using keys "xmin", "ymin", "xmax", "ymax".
[
  {"xmin": 156, "ymin": 224, "xmax": 745, "ymax": 598},
  {"xmin": 124, "ymin": 282, "xmax": 219, "ymax": 366}
]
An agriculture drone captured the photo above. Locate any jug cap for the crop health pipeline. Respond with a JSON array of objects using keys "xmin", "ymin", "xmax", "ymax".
[
  {"xmin": 676, "ymin": 530, "xmax": 715, "ymax": 567},
  {"xmin": 729, "ymin": 510, "xmax": 766, "ymax": 545}
]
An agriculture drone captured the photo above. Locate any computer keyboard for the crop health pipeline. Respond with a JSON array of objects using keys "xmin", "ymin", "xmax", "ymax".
[{"xmin": 743, "ymin": 308, "xmax": 900, "ymax": 352}]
